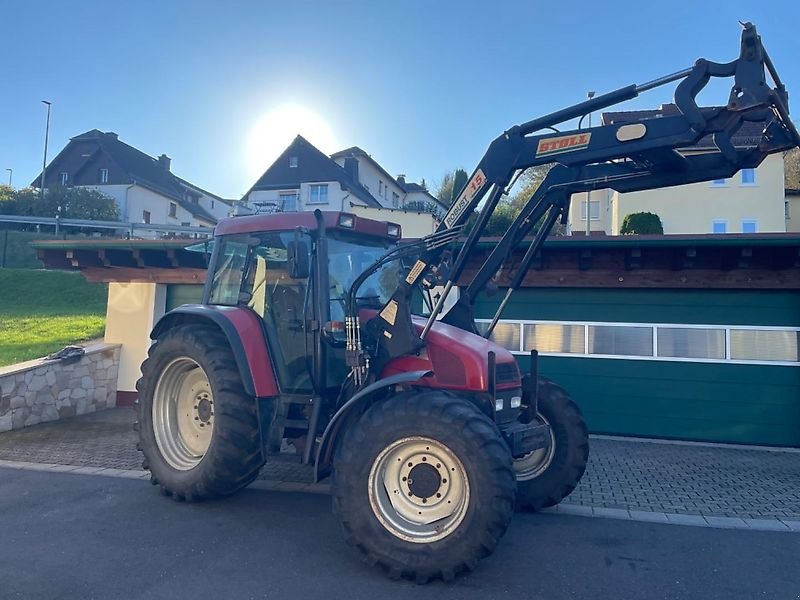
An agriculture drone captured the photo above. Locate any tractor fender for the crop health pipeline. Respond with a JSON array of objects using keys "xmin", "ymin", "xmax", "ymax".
[
  {"xmin": 314, "ymin": 369, "xmax": 432, "ymax": 482},
  {"xmin": 150, "ymin": 305, "xmax": 279, "ymax": 398}
]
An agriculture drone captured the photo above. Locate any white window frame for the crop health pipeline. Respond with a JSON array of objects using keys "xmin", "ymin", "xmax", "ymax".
[
  {"xmin": 475, "ymin": 318, "xmax": 800, "ymax": 367},
  {"xmin": 308, "ymin": 184, "xmax": 329, "ymax": 205},
  {"xmin": 169, "ymin": 202, "xmax": 177, "ymax": 218},
  {"xmin": 99, "ymin": 168, "xmax": 109, "ymax": 184},
  {"xmin": 579, "ymin": 200, "xmax": 601, "ymax": 221},
  {"xmin": 711, "ymin": 219, "xmax": 728, "ymax": 234},
  {"xmin": 279, "ymin": 191, "xmax": 299, "ymax": 211},
  {"xmin": 288, "ymin": 156, "xmax": 298, "ymax": 168},
  {"xmin": 740, "ymin": 168, "xmax": 757, "ymax": 186},
  {"xmin": 741, "ymin": 218, "xmax": 758, "ymax": 234},
  {"xmin": 59, "ymin": 172, "xmax": 68, "ymax": 185}
]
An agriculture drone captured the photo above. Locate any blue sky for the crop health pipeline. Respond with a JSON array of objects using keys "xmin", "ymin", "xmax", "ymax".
[{"xmin": 1, "ymin": 0, "xmax": 798, "ymax": 199}]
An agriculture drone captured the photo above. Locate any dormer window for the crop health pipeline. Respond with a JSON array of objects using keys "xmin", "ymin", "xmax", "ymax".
[{"xmin": 289, "ymin": 156, "xmax": 298, "ymax": 168}]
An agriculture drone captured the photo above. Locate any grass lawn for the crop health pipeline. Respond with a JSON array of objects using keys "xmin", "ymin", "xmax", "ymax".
[{"xmin": 0, "ymin": 269, "xmax": 107, "ymax": 367}]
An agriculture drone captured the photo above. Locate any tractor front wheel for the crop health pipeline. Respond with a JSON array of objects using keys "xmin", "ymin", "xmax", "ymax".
[
  {"xmin": 135, "ymin": 324, "xmax": 264, "ymax": 501},
  {"xmin": 514, "ymin": 377, "xmax": 589, "ymax": 510},
  {"xmin": 332, "ymin": 391, "xmax": 516, "ymax": 582}
]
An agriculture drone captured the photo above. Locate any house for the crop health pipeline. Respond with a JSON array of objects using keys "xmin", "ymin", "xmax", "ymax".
[
  {"xmin": 32, "ymin": 130, "xmax": 233, "ymax": 228},
  {"xmin": 566, "ymin": 104, "xmax": 786, "ymax": 235},
  {"xmin": 243, "ymin": 136, "xmax": 446, "ymax": 236}
]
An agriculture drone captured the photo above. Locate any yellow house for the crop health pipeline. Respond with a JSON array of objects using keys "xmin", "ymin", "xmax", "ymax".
[{"xmin": 568, "ymin": 104, "xmax": 787, "ymax": 235}]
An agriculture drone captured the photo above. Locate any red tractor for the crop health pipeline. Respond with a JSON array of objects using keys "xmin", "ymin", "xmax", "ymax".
[{"xmin": 136, "ymin": 24, "xmax": 799, "ymax": 582}]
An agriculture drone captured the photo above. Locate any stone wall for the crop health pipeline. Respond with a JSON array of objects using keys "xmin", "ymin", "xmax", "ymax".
[{"xmin": 0, "ymin": 343, "xmax": 121, "ymax": 432}]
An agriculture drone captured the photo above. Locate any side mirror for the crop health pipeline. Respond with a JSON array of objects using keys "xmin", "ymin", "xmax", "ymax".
[{"xmin": 287, "ymin": 240, "xmax": 310, "ymax": 279}]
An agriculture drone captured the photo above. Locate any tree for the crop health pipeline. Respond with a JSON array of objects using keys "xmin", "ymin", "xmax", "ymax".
[
  {"xmin": 620, "ymin": 212, "xmax": 664, "ymax": 235},
  {"xmin": 13, "ymin": 186, "xmax": 119, "ymax": 221},
  {"xmin": 786, "ymin": 148, "xmax": 800, "ymax": 190},
  {"xmin": 0, "ymin": 185, "xmax": 15, "ymax": 214},
  {"xmin": 434, "ymin": 171, "xmax": 455, "ymax": 206},
  {"xmin": 450, "ymin": 169, "xmax": 468, "ymax": 204}
]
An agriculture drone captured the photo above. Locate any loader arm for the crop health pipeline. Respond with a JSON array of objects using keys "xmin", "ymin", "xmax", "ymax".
[{"xmin": 348, "ymin": 22, "xmax": 800, "ymax": 379}]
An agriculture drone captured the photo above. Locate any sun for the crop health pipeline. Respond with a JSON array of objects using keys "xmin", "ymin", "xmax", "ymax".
[{"xmin": 245, "ymin": 104, "xmax": 338, "ymax": 179}]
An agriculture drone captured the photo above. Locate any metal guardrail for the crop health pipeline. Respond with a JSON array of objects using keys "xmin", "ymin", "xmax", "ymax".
[{"xmin": 0, "ymin": 214, "xmax": 213, "ymax": 236}]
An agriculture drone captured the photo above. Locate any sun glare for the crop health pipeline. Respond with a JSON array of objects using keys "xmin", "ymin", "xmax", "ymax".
[{"xmin": 245, "ymin": 104, "xmax": 338, "ymax": 179}]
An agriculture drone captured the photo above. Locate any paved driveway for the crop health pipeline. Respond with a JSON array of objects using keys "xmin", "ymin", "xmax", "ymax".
[
  {"xmin": 0, "ymin": 408, "xmax": 798, "ymax": 525},
  {"xmin": 1, "ymin": 467, "xmax": 799, "ymax": 600}
]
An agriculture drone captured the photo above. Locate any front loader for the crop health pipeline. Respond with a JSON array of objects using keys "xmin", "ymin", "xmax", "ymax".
[{"xmin": 136, "ymin": 23, "xmax": 799, "ymax": 582}]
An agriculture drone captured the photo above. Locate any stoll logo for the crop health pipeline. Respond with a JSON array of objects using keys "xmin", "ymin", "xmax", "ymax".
[{"xmin": 536, "ymin": 132, "xmax": 592, "ymax": 158}]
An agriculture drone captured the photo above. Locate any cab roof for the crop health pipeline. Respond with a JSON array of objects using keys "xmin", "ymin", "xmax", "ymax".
[{"xmin": 214, "ymin": 211, "xmax": 400, "ymax": 239}]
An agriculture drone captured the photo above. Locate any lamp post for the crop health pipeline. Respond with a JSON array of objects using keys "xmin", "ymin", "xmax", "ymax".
[
  {"xmin": 585, "ymin": 91, "xmax": 595, "ymax": 237},
  {"xmin": 40, "ymin": 100, "xmax": 52, "ymax": 195},
  {"xmin": 4, "ymin": 168, "xmax": 10, "ymax": 187}
]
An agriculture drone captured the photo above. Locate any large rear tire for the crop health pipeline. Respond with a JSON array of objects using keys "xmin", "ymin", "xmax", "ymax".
[
  {"xmin": 515, "ymin": 377, "xmax": 589, "ymax": 511},
  {"xmin": 135, "ymin": 324, "xmax": 264, "ymax": 501},
  {"xmin": 332, "ymin": 391, "xmax": 516, "ymax": 583}
]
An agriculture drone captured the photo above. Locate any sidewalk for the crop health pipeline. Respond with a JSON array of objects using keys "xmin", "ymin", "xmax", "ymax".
[{"xmin": 1, "ymin": 407, "xmax": 798, "ymax": 528}]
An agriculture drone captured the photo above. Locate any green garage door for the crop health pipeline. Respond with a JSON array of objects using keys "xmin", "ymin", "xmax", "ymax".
[
  {"xmin": 166, "ymin": 284, "xmax": 203, "ymax": 312},
  {"xmin": 475, "ymin": 288, "xmax": 800, "ymax": 447}
]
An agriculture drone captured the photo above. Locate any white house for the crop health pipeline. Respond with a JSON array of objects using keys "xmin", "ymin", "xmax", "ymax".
[
  {"xmin": 566, "ymin": 104, "xmax": 787, "ymax": 235},
  {"xmin": 33, "ymin": 129, "xmax": 234, "ymax": 229},
  {"xmin": 242, "ymin": 136, "xmax": 447, "ymax": 237}
]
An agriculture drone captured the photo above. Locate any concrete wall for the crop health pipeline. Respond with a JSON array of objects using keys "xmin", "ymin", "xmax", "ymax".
[
  {"xmin": 104, "ymin": 282, "xmax": 166, "ymax": 394},
  {"xmin": 0, "ymin": 343, "xmax": 120, "ymax": 432}
]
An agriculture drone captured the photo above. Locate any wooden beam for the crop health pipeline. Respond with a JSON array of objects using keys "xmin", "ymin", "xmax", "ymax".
[{"xmin": 81, "ymin": 267, "xmax": 207, "ymax": 284}]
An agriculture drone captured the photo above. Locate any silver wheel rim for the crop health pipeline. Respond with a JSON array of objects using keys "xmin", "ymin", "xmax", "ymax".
[
  {"xmin": 368, "ymin": 437, "xmax": 470, "ymax": 543},
  {"xmin": 152, "ymin": 357, "xmax": 214, "ymax": 471},
  {"xmin": 514, "ymin": 414, "xmax": 556, "ymax": 481}
]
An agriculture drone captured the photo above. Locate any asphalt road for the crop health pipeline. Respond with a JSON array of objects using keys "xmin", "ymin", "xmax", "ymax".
[{"xmin": 1, "ymin": 468, "xmax": 798, "ymax": 600}]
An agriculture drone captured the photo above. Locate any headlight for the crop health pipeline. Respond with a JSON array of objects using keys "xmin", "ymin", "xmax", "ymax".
[
  {"xmin": 495, "ymin": 397, "xmax": 504, "ymax": 411},
  {"xmin": 510, "ymin": 396, "xmax": 522, "ymax": 409}
]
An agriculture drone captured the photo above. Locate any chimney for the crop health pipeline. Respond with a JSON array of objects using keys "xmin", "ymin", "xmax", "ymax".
[
  {"xmin": 343, "ymin": 156, "xmax": 359, "ymax": 182},
  {"xmin": 158, "ymin": 154, "xmax": 171, "ymax": 171},
  {"xmin": 397, "ymin": 174, "xmax": 406, "ymax": 186}
]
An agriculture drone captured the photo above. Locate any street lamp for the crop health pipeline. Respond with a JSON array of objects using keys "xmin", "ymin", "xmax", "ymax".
[
  {"xmin": 585, "ymin": 91, "xmax": 595, "ymax": 237},
  {"xmin": 40, "ymin": 100, "xmax": 52, "ymax": 195},
  {"xmin": 4, "ymin": 168, "xmax": 10, "ymax": 187}
]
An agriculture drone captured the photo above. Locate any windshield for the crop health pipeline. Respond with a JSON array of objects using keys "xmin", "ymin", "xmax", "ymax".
[{"xmin": 327, "ymin": 231, "xmax": 400, "ymax": 320}]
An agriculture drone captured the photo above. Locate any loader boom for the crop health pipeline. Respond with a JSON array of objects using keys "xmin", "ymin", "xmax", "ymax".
[{"xmin": 345, "ymin": 22, "xmax": 800, "ymax": 384}]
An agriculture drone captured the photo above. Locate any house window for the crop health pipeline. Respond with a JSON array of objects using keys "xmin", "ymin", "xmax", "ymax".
[
  {"xmin": 588, "ymin": 325, "xmax": 653, "ymax": 357},
  {"xmin": 741, "ymin": 219, "xmax": 758, "ymax": 234},
  {"xmin": 524, "ymin": 324, "xmax": 585, "ymax": 354},
  {"xmin": 579, "ymin": 200, "xmax": 600, "ymax": 220},
  {"xmin": 740, "ymin": 168, "xmax": 756, "ymax": 185},
  {"xmin": 143, "ymin": 210, "xmax": 151, "ymax": 224},
  {"xmin": 392, "ymin": 192, "xmax": 400, "ymax": 208},
  {"xmin": 99, "ymin": 168, "xmax": 109, "ymax": 183},
  {"xmin": 169, "ymin": 202, "xmax": 177, "ymax": 218},
  {"xmin": 211, "ymin": 199, "xmax": 215, "ymax": 209},
  {"xmin": 657, "ymin": 327, "xmax": 726, "ymax": 360},
  {"xmin": 59, "ymin": 172, "xmax": 68, "ymax": 185},
  {"xmin": 730, "ymin": 329, "xmax": 799, "ymax": 362},
  {"xmin": 308, "ymin": 184, "xmax": 328, "ymax": 204},
  {"xmin": 379, "ymin": 181, "xmax": 384, "ymax": 197},
  {"xmin": 711, "ymin": 178, "xmax": 727, "ymax": 186},
  {"xmin": 181, "ymin": 222, "xmax": 190, "ymax": 227},
  {"xmin": 280, "ymin": 191, "xmax": 299, "ymax": 211},
  {"xmin": 475, "ymin": 322, "xmax": 520, "ymax": 352},
  {"xmin": 711, "ymin": 219, "xmax": 727, "ymax": 234},
  {"xmin": 289, "ymin": 156, "xmax": 298, "ymax": 168}
]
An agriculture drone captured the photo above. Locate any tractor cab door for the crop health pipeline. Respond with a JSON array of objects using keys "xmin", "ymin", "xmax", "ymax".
[{"xmin": 240, "ymin": 232, "xmax": 313, "ymax": 394}]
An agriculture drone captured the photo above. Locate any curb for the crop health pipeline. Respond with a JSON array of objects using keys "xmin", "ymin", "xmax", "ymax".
[{"xmin": 2, "ymin": 458, "xmax": 798, "ymax": 533}]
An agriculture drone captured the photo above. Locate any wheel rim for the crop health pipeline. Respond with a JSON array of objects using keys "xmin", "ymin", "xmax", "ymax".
[
  {"xmin": 152, "ymin": 357, "xmax": 214, "ymax": 471},
  {"xmin": 514, "ymin": 414, "xmax": 556, "ymax": 481},
  {"xmin": 368, "ymin": 436, "xmax": 470, "ymax": 544}
]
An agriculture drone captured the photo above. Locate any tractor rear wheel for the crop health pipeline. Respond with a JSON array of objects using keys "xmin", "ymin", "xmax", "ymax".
[
  {"xmin": 332, "ymin": 391, "xmax": 516, "ymax": 583},
  {"xmin": 515, "ymin": 377, "xmax": 589, "ymax": 510},
  {"xmin": 135, "ymin": 324, "xmax": 264, "ymax": 501}
]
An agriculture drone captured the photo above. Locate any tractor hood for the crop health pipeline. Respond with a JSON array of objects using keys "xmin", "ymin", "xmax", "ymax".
[{"xmin": 380, "ymin": 316, "xmax": 521, "ymax": 393}]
